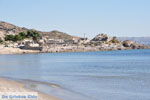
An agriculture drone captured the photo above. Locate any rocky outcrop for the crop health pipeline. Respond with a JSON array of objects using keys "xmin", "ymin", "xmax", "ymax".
[
  {"xmin": 91, "ymin": 34, "xmax": 112, "ymax": 42},
  {"xmin": 122, "ymin": 40, "xmax": 136, "ymax": 47},
  {"xmin": 118, "ymin": 37, "xmax": 150, "ymax": 45},
  {"xmin": 122, "ymin": 40, "xmax": 148, "ymax": 49}
]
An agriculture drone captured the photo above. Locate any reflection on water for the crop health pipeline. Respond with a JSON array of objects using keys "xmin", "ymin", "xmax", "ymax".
[{"xmin": 0, "ymin": 49, "xmax": 150, "ymax": 100}]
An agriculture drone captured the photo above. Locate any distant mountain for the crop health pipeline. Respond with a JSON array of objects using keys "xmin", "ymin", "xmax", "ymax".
[
  {"xmin": 118, "ymin": 37, "xmax": 150, "ymax": 45},
  {"xmin": 0, "ymin": 21, "xmax": 75, "ymax": 40}
]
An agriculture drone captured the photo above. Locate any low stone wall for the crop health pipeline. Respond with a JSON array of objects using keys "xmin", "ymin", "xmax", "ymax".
[{"xmin": 19, "ymin": 46, "xmax": 43, "ymax": 51}]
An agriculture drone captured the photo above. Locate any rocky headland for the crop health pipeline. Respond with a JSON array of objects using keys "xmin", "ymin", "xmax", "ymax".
[{"xmin": 0, "ymin": 21, "xmax": 149, "ymax": 54}]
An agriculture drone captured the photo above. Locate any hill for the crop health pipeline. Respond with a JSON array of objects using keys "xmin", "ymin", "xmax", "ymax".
[
  {"xmin": 0, "ymin": 21, "xmax": 149, "ymax": 54},
  {"xmin": 0, "ymin": 21, "xmax": 75, "ymax": 40}
]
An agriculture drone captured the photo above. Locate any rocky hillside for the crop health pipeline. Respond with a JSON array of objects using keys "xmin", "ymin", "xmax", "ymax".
[
  {"xmin": 0, "ymin": 21, "xmax": 28, "ymax": 38},
  {"xmin": 0, "ymin": 21, "xmax": 75, "ymax": 40}
]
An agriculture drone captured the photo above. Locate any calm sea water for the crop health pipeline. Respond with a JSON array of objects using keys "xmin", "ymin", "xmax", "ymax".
[{"xmin": 0, "ymin": 49, "xmax": 150, "ymax": 100}]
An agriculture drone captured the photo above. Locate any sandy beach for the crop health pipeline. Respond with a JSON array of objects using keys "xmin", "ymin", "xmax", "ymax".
[
  {"xmin": 0, "ymin": 78, "xmax": 60, "ymax": 100},
  {"xmin": 0, "ymin": 45, "xmax": 40, "ymax": 54}
]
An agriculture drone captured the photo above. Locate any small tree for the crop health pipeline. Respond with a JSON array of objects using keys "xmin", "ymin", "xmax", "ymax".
[
  {"xmin": 18, "ymin": 32, "xmax": 26, "ymax": 40},
  {"xmin": 26, "ymin": 30, "xmax": 41, "ymax": 42},
  {"xmin": 14, "ymin": 35, "xmax": 23, "ymax": 41}
]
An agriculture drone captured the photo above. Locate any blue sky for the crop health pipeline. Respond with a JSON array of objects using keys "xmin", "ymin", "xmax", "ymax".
[{"xmin": 0, "ymin": 0, "xmax": 150, "ymax": 38}]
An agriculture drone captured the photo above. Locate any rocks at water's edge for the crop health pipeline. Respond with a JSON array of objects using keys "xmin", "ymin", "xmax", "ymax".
[{"xmin": 0, "ymin": 21, "xmax": 150, "ymax": 54}]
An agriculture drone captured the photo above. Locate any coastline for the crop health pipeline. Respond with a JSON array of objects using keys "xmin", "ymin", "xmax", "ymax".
[
  {"xmin": 0, "ymin": 77, "xmax": 60, "ymax": 100},
  {"xmin": 0, "ymin": 21, "xmax": 150, "ymax": 55},
  {"xmin": 0, "ymin": 45, "xmax": 150, "ymax": 55}
]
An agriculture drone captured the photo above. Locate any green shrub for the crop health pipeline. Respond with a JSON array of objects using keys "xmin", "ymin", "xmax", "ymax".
[
  {"xmin": 110, "ymin": 37, "xmax": 120, "ymax": 43},
  {"xmin": 14, "ymin": 35, "xmax": 23, "ymax": 41},
  {"xmin": 5, "ymin": 34, "xmax": 24, "ymax": 42},
  {"xmin": 26, "ymin": 30, "xmax": 41, "ymax": 41},
  {"xmin": 5, "ymin": 35, "xmax": 15, "ymax": 41},
  {"xmin": 19, "ymin": 32, "xmax": 26, "ymax": 40},
  {"xmin": 0, "ymin": 38, "xmax": 3, "ymax": 43},
  {"xmin": 4, "ymin": 30, "xmax": 41, "ymax": 42}
]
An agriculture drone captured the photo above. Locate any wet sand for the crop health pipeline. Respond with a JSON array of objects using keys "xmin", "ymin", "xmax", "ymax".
[
  {"xmin": 0, "ymin": 46, "xmax": 40, "ymax": 54},
  {"xmin": 0, "ymin": 78, "xmax": 60, "ymax": 100}
]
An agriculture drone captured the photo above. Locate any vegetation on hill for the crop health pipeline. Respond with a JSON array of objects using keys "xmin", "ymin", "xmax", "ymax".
[
  {"xmin": 0, "ymin": 21, "xmax": 74, "ymax": 41},
  {"xmin": 26, "ymin": 30, "xmax": 42, "ymax": 41},
  {"xmin": 4, "ymin": 30, "xmax": 41, "ymax": 42},
  {"xmin": 109, "ymin": 37, "xmax": 120, "ymax": 43}
]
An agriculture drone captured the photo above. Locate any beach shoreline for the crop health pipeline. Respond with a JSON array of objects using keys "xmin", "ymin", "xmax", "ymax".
[
  {"xmin": 0, "ymin": 77, "xmax": 60, "ymax": 100},
  {"xmin": 0, "ymin": 45, "xmax": 150, "ymax": 55}
]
